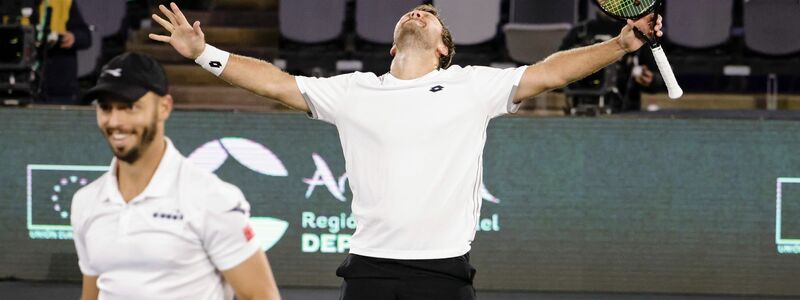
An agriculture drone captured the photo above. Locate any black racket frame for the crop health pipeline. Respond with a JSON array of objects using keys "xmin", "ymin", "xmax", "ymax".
[{"xmin": 592, "ymin": 0, "xmax": 663, "ymax": 48}]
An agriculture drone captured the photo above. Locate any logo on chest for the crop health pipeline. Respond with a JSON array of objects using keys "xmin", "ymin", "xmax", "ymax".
[
  {"xmin": 429, "ymin": 85, "xmax": 444, "ymax": 93},
  {"xmin": 152, "ymin": 211, "xmax": 184, "ymax": 221}
]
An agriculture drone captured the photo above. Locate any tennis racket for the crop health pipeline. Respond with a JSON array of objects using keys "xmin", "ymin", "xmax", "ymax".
[{"xmin": 594, "ymin": 0, "xmax": 683, "ymax": 99}]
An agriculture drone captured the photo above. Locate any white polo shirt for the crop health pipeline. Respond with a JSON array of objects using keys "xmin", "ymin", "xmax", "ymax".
[
  {"xmin": 296, "ymin": 65, "xmax": 527, "ymax": 259},
  {"xmin": 70, "ymin": 138, "xmax": 260, "ymax": 300}
]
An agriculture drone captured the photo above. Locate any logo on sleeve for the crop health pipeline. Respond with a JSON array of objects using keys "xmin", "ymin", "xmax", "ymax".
[
  {"xmin": 429, "ymin": 85, "xmax": 444, "ymax": 93},
  {"xmin": 209, "ymin": 61, "xmax": 222, "ymax": 68},
  {"xmin": 243, "ymin": 224, "xmax": 255, "ymax": 241},
  {"xmin": 229, "ymin": 201, "xmax": 247, "ymax": 214}
]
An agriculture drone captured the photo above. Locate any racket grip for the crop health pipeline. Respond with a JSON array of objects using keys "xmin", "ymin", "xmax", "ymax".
[{"xmin": 650, "ymin": 46, "xmax": 683, "ymax": 99}]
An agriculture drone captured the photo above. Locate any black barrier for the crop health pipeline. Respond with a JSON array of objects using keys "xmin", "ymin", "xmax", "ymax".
[{"xmin": 1, "ymin": 107, "xmax": 799, "ymax": 296}]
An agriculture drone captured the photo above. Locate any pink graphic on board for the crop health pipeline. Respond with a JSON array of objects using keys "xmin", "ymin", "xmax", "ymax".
[{"xmin": 303, "ymin": 153, "xmax": 348, "ymax": 202}]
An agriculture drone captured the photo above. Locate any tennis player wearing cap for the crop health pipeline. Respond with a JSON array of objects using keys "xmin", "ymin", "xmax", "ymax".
[
  {"xmin": 70, "ymin": 52, "xmax": 280, "ymax": 300},
  {"xmin": 151, "ymin": 3, "xmax": 663, "ymax": 299}
]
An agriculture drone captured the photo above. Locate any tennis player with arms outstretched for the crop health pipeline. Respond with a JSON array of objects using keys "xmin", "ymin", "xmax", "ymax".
[{"xmin": 151, "ymin": 3, "xmax": 663, "ymax": 299}]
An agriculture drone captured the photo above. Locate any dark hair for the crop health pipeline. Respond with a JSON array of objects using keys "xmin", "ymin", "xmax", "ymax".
[{"xmin": 411, "ymin": 4, "xmax": 455, "ymax": 69}]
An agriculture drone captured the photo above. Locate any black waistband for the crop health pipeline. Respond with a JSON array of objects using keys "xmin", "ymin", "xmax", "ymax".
[{"xmin": 335, "ymin": 253, "xmax": 476, "ymax": 283}]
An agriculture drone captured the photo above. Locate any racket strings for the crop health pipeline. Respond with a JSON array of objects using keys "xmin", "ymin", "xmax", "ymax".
[{"xmin": 599, "ymin": 0, "xmax": 655, "ymax": 18}]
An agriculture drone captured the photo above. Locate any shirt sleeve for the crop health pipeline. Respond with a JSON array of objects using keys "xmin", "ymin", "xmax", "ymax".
[
  {"xmin": 71, "ymin": 192, "xmax": 98, "ymax": 276},
  {"xmin": 200, "ymin": 183, "xmax": 261, "ymax": 271},
  {"xmin": 467, "ymin": 66, "xmax": 528, "ymax": 118},
  {"xmin": 295, "ymin": 73, "xmax": 354, "ymax": 124}
]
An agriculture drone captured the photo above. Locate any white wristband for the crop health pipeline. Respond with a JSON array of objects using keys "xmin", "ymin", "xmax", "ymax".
[{"xmin": 194, "ymin": 44, "xmax": 230, "ymax": 76}]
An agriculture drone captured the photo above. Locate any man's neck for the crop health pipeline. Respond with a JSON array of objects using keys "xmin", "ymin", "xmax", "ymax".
[
  {"xmin": 116, "ymin": 137, "xmax": 167, "ymax": 202},
  {"xmin": 389, "ymin": 48, "xmax": 439, "ymax": 80}
]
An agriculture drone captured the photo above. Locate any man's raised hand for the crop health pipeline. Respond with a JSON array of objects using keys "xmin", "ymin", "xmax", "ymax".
[
  {"xmin": 149, "ymin": 2, "xmax": 206, "ymax": 60},
  {"xmin": 618, "ymin": 13, "xmax": 663, "ymax": 53}
]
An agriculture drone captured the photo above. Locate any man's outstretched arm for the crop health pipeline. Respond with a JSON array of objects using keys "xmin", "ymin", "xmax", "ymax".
[
  {"xmin": 149, "ymin": 2, "xmax": 308, "ymax": 111},
  {"xmin": 513, "ymin": 14, "xmax": 663, "ymax": 103}
]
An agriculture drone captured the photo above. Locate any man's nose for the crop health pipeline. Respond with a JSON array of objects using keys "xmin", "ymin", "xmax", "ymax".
[
  {"xmin": 106, "ymin": 109, "xmax": 123, "ymax": 128},
  {"xmin": 410, "ymin": 11, "xmax": 421, "ymax": 18}
]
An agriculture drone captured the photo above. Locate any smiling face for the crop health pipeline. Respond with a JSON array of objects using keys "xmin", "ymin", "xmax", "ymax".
[
  {"xmin": 391, "ymin": 5, "xmax": 455, "ymax": 69},
  {"xmin": 96, "ymin": 92, "xmax": 171, "ymax": 164}
]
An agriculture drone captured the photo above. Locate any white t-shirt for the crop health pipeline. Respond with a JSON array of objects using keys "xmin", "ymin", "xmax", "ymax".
[
  {"xmin": 296, "ymin": 65, "xmax": 527, "ymax": 259},
  {"xmin": 71, "ymin": 139, "xmax": 260, "ymax": 300}
]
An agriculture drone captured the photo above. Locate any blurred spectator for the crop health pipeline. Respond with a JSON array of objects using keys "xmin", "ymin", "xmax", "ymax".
[
  {"xmin": 36, "ymin": 0, "xmax": 91, "ymax": 104},
  {"xmin": 559, "ymin": 12, "xmax": 664, "ymax": 113}
]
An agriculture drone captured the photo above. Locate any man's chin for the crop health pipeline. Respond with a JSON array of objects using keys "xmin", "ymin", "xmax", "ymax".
[
  {"xmin": 112, "ymin": 147, "xmax": 141, "ymax": 164},
  {"xmin": 400, "ymin": 24, "xmax": 423, "ymax": 33}
]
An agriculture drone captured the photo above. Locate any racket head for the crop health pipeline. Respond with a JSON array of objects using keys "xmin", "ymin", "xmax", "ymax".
[{"xmin": 593, "ymin": 0, "xmax": 658, "ymax": 20}]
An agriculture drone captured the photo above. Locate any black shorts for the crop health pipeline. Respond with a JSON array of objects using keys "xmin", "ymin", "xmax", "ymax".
[{"xmin": 336, "ymin": 253, "xmax": 476, "ymax": 300}]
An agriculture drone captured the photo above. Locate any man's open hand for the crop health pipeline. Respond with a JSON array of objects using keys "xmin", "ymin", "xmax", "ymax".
[{"xmin": 149, "ymin": 2, "xmax": 206, "ymax": 60}]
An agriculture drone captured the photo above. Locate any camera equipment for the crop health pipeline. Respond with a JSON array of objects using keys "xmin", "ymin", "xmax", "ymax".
[
  {"xmin": 563, "ymin": 35, "xmax": 623, "ymax": 116},
  {"xmin": 0, "ymin": 24, "xmax": 36, "ymax": 106},
  {"xmin": 0, "ymin": 0, "xmax": 36, "ymax": 106}
]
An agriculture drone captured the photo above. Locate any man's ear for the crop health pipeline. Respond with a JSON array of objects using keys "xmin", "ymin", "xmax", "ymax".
[
  {"xmin": 390, "ymin": 45, "xmax": 397, "ymax": 57},
  {"xmin": 159, "ymin": 94, "xmax": 173, "ymax": 121},
  {"xmin": 436, "ymin": 45, "xmax": 447, "ymax": 58}
]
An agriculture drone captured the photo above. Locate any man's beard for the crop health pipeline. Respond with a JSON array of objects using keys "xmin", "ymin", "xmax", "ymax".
[
  {"xmin": 105, "ymin": 113, "xmax": 158, "ymax": 164},
  {"xmin": 396, "ymin": 22, "xmax": 434, "ymax": 51}
]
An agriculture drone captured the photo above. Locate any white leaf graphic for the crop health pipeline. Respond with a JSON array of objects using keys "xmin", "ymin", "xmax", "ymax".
[
  {"xmin": 187, "ymin": 140, "xmax": 229, "ymax": 173},
  {"xmin": 249, "ymin": 217, "xmax": 289, "ymax": 251},
  {"xmin": 222, "ymin": 137, "xmax": 288, "ymax": 177}
]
